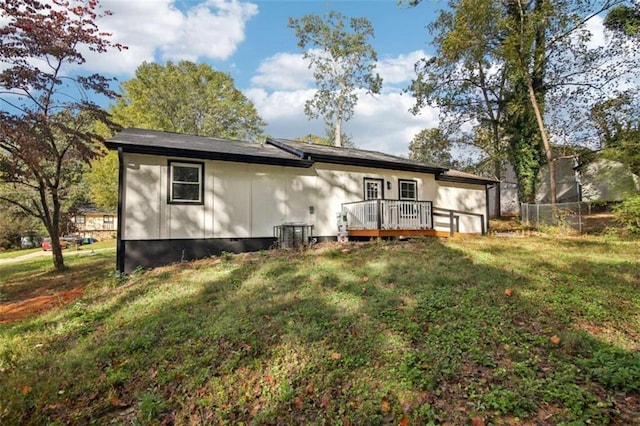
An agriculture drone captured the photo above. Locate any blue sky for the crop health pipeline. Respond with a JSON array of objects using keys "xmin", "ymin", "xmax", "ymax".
[{"xmin": 78, "ymin": 0, "xmax": 444, "ymax": 156}]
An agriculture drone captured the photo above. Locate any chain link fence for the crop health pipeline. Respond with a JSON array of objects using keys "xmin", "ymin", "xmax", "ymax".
[{"xmin": 520, "ymin": 202, "xmax": 604, "ymax": 233}]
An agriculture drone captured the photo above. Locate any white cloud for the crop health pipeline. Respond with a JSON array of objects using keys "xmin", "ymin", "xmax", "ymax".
[
  {"xmin": 246, "ymin": 86, "xmax": 438, "ymax": 157},
  {"xmin": 250, "ymin": 52, "xmax": 313, "ymax": 90},
  {"xmin": 79, "ymin": 0, "xmax": 258, "ymax": 75},
  {"xmin": 247, "ymin": 49, "xmax": 437, "ymax": 156},
  {"xmin": 376, "ymin": 50, "xmax": 428, "ymax": 85},
  {"xmin": 585, "ymin": 15, "xmax": 606, "ymax": 49}
]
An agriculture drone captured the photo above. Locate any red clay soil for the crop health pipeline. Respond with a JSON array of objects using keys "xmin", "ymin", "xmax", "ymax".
[{"xmin": 0, "ymin": 286, "xmax": 85, "ymax": 325}]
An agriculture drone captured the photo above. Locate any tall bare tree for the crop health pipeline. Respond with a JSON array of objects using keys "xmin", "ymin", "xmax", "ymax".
[{"xmin": 289, "ymin": 11, "xmax": 382, "ymax": 147}]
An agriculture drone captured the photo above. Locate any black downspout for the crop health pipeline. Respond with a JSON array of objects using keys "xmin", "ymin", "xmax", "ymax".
[
  {"xmin": 116, "ymin": 147, "xmax": 125, "ymax": 276},
  {"xmin": 485, "ymin": 184, "xmax": 493, "ymax": 235}
]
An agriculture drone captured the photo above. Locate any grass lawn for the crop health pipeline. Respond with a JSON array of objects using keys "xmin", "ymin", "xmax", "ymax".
[{"xmin": 0, "ymin": 236, "xmax": 638, "ymax": 424}]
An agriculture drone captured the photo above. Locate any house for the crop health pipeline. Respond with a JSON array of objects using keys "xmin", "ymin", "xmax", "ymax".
[
  {"xmin": 105, "ymin": 128, "xmax": 496, "ymax": 274},
  {"xmin": 488, "ymin": 157, "xmax": 639, "ymax": 216},
  {"xmin": 70, "ymin": 205, "xmax": 117, "ymax": 240}
]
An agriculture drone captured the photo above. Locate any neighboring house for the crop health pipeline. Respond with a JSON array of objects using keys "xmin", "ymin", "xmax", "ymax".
[
  {"xmin": 105, "ymin": 128, "xmax": 496, "ymax": 274},
  {"xmin": 488, "ymin": 157, "xmax": 639, "ymax": 216},
  {"xmin": 71, "ymin": 205, "xmax": 117, "ymax": 240}
]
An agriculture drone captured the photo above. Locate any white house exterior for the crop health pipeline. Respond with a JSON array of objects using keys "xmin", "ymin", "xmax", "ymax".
[{"xmin": 106, "ymin": 129, "xmax": 495, "ymax": 273}]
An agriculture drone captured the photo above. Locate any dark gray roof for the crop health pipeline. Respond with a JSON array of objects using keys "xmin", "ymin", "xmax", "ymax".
[
  {"xmin": 438, "ymin": 169, "xmax": 499, "ymax": 185},
  {"xmin": 266, "ymin": 138, "xmax": 448, "ymax": 174},
  {"xmin": 105, "ymin": 128, "xmax": 496, "ymax": 186},
  {"xmin": 105, "ymin": 128, "xmax": 313, "ymax": 168}
]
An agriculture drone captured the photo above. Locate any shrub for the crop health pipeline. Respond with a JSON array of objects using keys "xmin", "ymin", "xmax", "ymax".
[{"xmin": 613, "ymin": 195, "xmax": 640, "ymax": 233}]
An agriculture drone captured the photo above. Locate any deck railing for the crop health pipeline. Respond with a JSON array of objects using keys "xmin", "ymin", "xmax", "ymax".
[{"xmin": 342, "ymin": 200, "xmax": 433, "ymax": 230}]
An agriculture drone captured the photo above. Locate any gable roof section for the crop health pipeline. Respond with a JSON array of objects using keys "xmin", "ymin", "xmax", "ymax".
[
  {"xmin": 266, "ymin": 138, "xmax": 448, "ymax": 174},
  {"xmin": 437, "ymin": 170, "xmax": 498, "ymax": 185},
  {"xmin": 105, "ymin": 128, "xmax": 313, "ymax": 168}
]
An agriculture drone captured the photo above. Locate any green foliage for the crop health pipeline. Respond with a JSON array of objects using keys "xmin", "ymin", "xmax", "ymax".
[
  {"xmin": 591, "ymin": 94, "xmax": 640, "ymax": 178},
  {"xmin": 408, "ymin": 128, "xmax": 458, "ymax": 167},
  {"xmin": 84, "ymin": 151, "xmax": 118, "ymax": 213},
  {"xmin": 289, "ymin": 11, "xmax": 382, "ymax": 147},
  {"xmin": 613, "ymin": 195, "xmax": 640, "ymax": 233},
  {"xmin": 111, "ymin": 60, "xmax": 266, "ymax": 141},
  {"xmin": 1, "ymin": 237, "xmax": 640, "ymax": 424},
  {"xmin": 604, "ymin": 5, "xmax": 640, "ymax": 37}
]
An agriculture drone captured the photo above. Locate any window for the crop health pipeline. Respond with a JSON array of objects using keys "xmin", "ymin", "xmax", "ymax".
[
  {"xmin": 399, "ymin": 180, "xmax": 417, "ymax": 201},
  {"xmin": 169, "ymin": 161, "xmax": 204, "ymax": 204},
  {"xmin": 103, "ymin": 215, "xmax": 114, "ymax": 223},
  {"xmin": 75, "ymin": 215, "xmax": 86, "ymax": 224}
]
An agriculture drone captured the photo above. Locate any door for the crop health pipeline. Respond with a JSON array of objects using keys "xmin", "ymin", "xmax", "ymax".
[{"xmin": 364, "ymin": 178, "xmax": 384, "ymax": 228}]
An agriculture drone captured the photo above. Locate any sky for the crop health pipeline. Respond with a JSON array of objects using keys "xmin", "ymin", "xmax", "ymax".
[{"xmin": 77, "ymin": 0, "xmax": 446, "ymax": 157}]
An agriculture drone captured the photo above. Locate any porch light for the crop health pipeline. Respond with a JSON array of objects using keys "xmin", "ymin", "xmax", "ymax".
[{"xmin": 387, "ymin": 181, "xmax": 391, "ymax": 190}]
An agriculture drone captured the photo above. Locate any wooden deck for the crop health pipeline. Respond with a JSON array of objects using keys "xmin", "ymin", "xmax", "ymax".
[{"xmin": 347, "ymin": 229, "xmax": 469, "ymax": 238}]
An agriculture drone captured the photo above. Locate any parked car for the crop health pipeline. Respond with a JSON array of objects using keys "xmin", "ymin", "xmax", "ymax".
[
  {"xmin": 20, "ymin": 235, "xmax": 42, "ymax": 249},
  {"xmin": 42, "ymin": 238, "xmax": 69, "ymax": 251},
  {"xmin": 62, "ymin": 235, "xmax": 83, "ymax": 246}
]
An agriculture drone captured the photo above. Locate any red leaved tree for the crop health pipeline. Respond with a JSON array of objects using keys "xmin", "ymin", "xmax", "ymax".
[{"xmin": 0, "ymin": 0, "xmax": 126, "ymax": 270}]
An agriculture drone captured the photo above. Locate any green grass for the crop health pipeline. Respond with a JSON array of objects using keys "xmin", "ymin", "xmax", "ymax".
[
  {"xmin": 0, "ymin": 236, "xmax": 639, "ymax": 424},
  {"xmin": 0, "ymin": 247, "xmax": 41, "ymax": 259}
]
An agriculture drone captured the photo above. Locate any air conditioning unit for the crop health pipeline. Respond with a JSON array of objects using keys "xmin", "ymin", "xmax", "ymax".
[{"xmin": 273, "ymin": 223, "xmax": 314, "ymax": 249}]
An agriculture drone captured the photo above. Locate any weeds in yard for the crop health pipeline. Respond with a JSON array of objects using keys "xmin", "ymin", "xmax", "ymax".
[{"xmin": 0, "ymin": 237, "xmax": 639, "ymax": 424}]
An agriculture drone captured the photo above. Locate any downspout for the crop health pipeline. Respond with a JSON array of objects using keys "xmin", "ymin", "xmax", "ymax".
[
  {"xmin": 116, "ymin": 147, "xmax": 125, "ymax": 276},
  {"xmin": 485, "ymin": 184, "xmax": 493, "ymax": 235}
]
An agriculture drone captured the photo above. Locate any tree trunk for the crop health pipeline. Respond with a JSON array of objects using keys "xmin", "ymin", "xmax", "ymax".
[
  {"xmin": 334, "ymin": 117, "xmax": 342, "ymax": 147},
  {"xmin": 49, "ymin": 195, "xmax": 66, "ymax": 271},
  {"xmin": 525, "ymin": 75, "xmax": 557, "ymax": 204}
]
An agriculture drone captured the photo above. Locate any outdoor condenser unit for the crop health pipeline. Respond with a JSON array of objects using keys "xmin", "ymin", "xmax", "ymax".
[{"xmin": 273, "ymin": 223, "xmax": 314, "ymax": 249}]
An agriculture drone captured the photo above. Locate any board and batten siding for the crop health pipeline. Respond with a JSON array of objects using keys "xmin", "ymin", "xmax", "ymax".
[
  {"xmin": 435, "ymin": 181, "xmax": 488, "ymax": 234},
  {"xmin": 121, "ymin": 153, "xmax": 486, "ymax": 241}
]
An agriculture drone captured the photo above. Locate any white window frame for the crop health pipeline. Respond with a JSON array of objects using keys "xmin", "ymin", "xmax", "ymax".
[{"xmin": 168, "ymin": 161, "xmax": 204, "ymax": 204}]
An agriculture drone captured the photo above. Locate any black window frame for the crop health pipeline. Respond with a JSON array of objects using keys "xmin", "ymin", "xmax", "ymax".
[
  {"xmin": 398, "ymin": 179, "xmax": 418, "ymax": 201},
  {"xmin": 75, "ymin": 214, "xmax": 86, "ymax": 224},
  {"xmin": 168, "ymin": 160, "xmax": 205, "ymax": 205}
]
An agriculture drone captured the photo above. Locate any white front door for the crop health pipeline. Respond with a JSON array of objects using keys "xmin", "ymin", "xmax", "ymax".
[{"xmin": 364, "ymin": 178, "xmax": 383, "ymax": 227}]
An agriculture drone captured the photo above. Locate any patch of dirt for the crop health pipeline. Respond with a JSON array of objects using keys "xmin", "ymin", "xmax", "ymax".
[{"xmin": 0, "ymin": 285, "xmax": 85, "ymax": 324}]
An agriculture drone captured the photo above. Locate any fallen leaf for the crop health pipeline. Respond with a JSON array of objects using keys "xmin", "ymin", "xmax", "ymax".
[
  {"xmin": 294, "ymin": 396, "xmax": 303, "ymax": 409},
  {"xmin": 362, "ymin": 276, "xmax": 369, "ymax": 282},
  {"xmin": 550, "ymin": 335, "xmax": 561, "ymax": 345},
  {"xmin": 398, "ymin": 416, "xmax": 409, "ymax": 426},
  {"xmin": 471, "ymin": 416, "xmax": 485, "ymax": 426},
  {"xmin": 109, "ymin": 396, "xmax": 122, "ymax": 407},
  {"xmin": 21, "ymin": 385, "xmax": 32, "ymax": 395},
  {"xmin": 306, "ymin": 384, "xmax": 314, "ymax": 394},
  {"xmin": 504, "ymin": 288, "xmax": 512, "ymax": 297},
  {"xmin": 381, "ymin": 397, "xmax": 391, "ymax": 413},
  {"xmin": 330, "ymin": 352, "xmax": 342, "ymax": 360},
  {"xmin": 321, "ymin": 395, "xmax": 330, "ymax": 408}
]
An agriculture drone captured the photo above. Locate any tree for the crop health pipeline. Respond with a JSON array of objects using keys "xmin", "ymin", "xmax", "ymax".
[
  {"xmin": 85, "ymin": 151, "xmax": 118, "ymax": 212},
  {"xmin": 408, "ymin": 128, "xmax": 458, "ymax": 167},
  {"xmin": 407, "ymin": 0, "xmax": 513, "ymax": 212},
  {"xmin": 591, "ymin": 94, "xmax": 640, "ymax": 177},
  {"xmin": 604, "ymin": 4, "xmax": 640, "ymax": 36},
  {"xmin": 0, "ymin": 0, "xmax": 125, "ymax": 270},
  {"xmin": 407, "ymin": 0, "xmax": 632, "ymax": 205},
  {"xmin": 111, "ymin": 61, "xmax": 265, "ymax": 141},
  {"xmin": 295, "ymin": 134, "xmax": 332, "ymax": 146},
  {"xmin": 289, "ymin": 11, "xmax": 382, "ymax": 147}
]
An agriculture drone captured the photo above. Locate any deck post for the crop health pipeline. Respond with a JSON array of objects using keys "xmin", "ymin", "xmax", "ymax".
[{"xmin": 377, "ymin": 199, "xmax": 382, "ymax": 230}]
